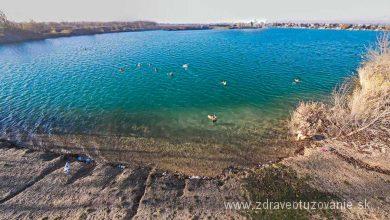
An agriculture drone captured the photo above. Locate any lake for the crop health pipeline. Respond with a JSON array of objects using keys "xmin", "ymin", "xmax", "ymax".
[{"xmin": 0, "ymin": 28, "xmax": 379, "ymax": 174}]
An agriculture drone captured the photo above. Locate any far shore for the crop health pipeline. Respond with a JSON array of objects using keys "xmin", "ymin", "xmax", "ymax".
[
  {"xmin": 1, "ymin": 20, "xmax": 389, "ymax": 45},
  {"xmin": 0, "ymin": 24, "xmax": 210, "ymax": 44}
]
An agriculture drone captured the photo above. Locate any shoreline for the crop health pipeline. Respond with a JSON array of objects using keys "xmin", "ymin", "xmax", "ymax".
[
  {"xmin": 0, "ymin": 26, "xmax": 209, "ymax": 45},
  {"xmin": 0, "ymin": 139, "xmax": 265, "ymax": 181},
  {"xmin": 1, "ymin": 23, "xmax": 389, "ymax": 45},
  {"xmin": 0, "ymin": 138, "xmax": 306, "ymax": 179},
  {"xmin": 1, "ymin": 135, "xmax": 388, "ymax": 219},
  {"xmin": 0, "ymin": 125, "xmax": 302, "ymax": 177}
]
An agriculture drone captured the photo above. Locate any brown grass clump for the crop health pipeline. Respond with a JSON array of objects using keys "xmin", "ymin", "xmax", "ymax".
[
  {"xmin": 290, "ymin": 102, "xmax": 329, "ymax": 140},
  {"xmin": 290, "ymin": 33, "xmax": 390, "ymax": 145}
]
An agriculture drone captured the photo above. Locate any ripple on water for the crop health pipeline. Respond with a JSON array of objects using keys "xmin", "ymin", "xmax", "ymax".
[{"xmin": 0, "ymin": 28, "xmax": 378, "ymax": 169}]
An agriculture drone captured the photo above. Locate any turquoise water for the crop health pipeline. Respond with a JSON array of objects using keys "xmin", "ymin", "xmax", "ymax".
[{"xmin": 0, "ymin": 28, "xmax": 378, "ymax": 147}]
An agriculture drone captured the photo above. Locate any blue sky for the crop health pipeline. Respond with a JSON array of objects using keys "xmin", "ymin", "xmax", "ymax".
[{"xmin": 2, "ymin": 0, "xmax": 390, "ymax": 23}]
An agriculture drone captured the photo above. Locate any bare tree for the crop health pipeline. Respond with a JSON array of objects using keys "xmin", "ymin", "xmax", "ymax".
[{"xmin": 0, "ymin": 10, "xmax": 9, "ymax": 28}]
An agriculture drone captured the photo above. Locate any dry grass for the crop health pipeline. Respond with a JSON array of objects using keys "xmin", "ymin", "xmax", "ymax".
[
  {"xmin": 290, "ymin": 102, "xmax": 329, "ymax": 140},
  {"xmin": 290, "ymin": 33, "xmax": 390, "ymax": 147}
]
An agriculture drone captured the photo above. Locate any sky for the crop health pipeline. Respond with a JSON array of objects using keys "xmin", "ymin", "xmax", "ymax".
[{"xmin": 2, "ymin": 0, "xmax": 390, "ymax": 23}]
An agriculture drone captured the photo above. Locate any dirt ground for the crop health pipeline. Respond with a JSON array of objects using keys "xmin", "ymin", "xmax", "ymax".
[
  {"xmin": 0, "ymin": 140, "xmax": 244, "ymax": 219},
  {"xmin": 282, "ymin": 143, "xmax": 390, "ymax": 219},
  {"xmin": 0, "ymin": 139, "xmax": 389, "ymax": 219}
]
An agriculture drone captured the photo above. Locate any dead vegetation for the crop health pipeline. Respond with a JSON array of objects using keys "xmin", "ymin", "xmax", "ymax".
[{"xmin": 290, "ymin": 34, "xmax": 390, "ymax": 150}]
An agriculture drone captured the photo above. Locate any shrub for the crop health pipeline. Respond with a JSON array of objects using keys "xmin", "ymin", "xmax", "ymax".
[
  {"xmin": 290, "ymin": 33, "xmax": 390, "ymax": 143},
  {"xmin": 290, "ymin": 102, "xmax": 329, "ymax": 140}
]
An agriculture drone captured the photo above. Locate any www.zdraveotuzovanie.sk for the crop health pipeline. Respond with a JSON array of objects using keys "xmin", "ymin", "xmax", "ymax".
[{"xmin": 224, "ymin": 199, "xmax": 370, "ymax": 210}]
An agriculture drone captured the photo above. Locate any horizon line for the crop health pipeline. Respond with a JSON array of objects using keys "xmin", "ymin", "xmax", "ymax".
[{"xmin": 7, "ymin": 19, "xmax": 390, "ymax": 25}]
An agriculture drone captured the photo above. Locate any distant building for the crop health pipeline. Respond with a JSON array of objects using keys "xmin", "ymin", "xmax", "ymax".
[{"xmin": 233, "ymin": 19, "xmax": 265, "ymax": 29}]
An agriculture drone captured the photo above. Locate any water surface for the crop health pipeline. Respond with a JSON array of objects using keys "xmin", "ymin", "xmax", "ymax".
[{"xmin": 0, "ymin": 28, "xmax": 378, "ymax": 171}]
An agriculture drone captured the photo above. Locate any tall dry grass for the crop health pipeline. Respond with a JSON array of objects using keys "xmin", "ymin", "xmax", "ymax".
[{"xmin": 290, "ymin": 34, "xmax": 390, "ymax": 147}]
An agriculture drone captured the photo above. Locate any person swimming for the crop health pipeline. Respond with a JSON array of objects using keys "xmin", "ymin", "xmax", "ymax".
[
  {"xmin": 167, "ymin": 72, "xmax": 174, "ymax": 77},
  {"xmin": 208, "ymin": 114, "xmax": 218, "ymax": 123},
  {"xmin": 221, "ymin": 80, "xmax": 227, "ymax": 86},
  {"xmin": 182, "ymin": 64, "xmax": 189, "ymax": 70},
  {"xmin": 136, "ymin": 63, "xmax": 142, "ymax": 69},
  {"xmin": 119, "ymin": 68, "xmax": 125, "ymax": 73}
]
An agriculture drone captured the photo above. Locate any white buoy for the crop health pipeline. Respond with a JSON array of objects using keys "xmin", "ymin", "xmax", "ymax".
[{"xmin": 221, "ymin": 80, "xmax": 227, "ymax": 86}]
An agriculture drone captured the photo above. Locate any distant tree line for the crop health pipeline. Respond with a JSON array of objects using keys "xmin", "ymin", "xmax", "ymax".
[{"xmin": 0, "ymin": 10, "xmax": 158, "ymax": 35}]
